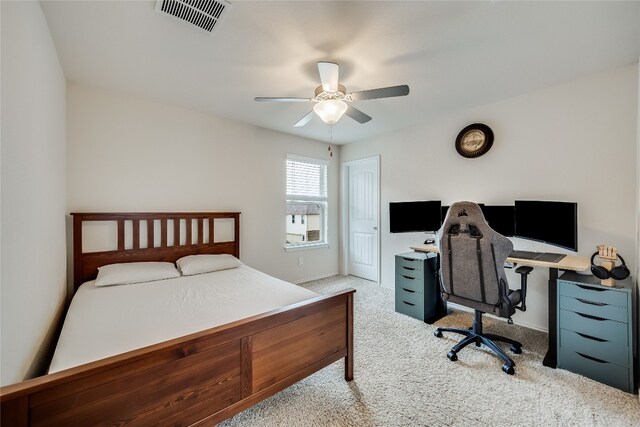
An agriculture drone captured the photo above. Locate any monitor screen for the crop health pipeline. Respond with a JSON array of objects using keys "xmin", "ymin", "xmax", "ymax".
[
  {"xmin": 441, "ymin": 205, "xmax": 449, "ymax": 221},
  {"xmin": 389, "ymin": 201, "xmax": 442, "ymax": 233},
  {"xmin": 514, "ymin": 200, "xmax": 578, "ymax": 251},
  {"xmin": 481, "ymin": 205, "xmax": 515, "ymax": 237}
]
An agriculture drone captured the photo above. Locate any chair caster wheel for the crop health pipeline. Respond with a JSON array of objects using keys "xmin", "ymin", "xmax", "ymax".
[
  {"xmin": 510, "ymin": 345, "xmax": 522, "ymax": 354},
  {"xmin": 502, "ymin": 364, "xmax": 515, "ymax": 375},
  {"xmin": 447, "ymin": 351, "xmax": 458, "ymax": 361},
  {"xmin": 434, "ymin": 330, "xmax": 443, "ymax": 338}
]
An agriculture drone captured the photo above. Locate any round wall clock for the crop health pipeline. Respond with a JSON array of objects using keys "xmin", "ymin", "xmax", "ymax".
[{"xmin": 455, "ymin": 123, "xmax": 494, "ymax": 158}]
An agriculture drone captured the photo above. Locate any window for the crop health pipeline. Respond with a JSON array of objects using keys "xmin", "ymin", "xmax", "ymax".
[{"xmin": 285, "ymin": 155, "xmax": 328, "ymax": 249}]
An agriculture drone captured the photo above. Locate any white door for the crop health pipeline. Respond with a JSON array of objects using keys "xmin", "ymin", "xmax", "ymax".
[{"xmin": 347, "ymin": 157, "xmax": 379, "ymax": 282}]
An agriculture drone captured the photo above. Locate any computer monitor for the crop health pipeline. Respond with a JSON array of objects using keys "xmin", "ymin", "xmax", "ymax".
[
  {"xmin": 481, "ymin": 205, "xmax": 515, "ymax": 237},
  {"xmin": 441, "ymin": 205, "xmax": 449, "ymax": 220},
  {"xmin": 514, "ymin": 200, "xmax": 578, "ymax": 251},
  {"xmin": 389, "ymin": 201, "xmax": 442, "ymax": 233}
]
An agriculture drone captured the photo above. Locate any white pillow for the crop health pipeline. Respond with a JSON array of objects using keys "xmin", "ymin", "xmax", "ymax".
[
  {"xmin": 177, "ymin": 254, "xmax": 241, "ymax": 276},
  {"xmin": 95, "ymin": 262, "xmax": 181, "ymax": 287}
]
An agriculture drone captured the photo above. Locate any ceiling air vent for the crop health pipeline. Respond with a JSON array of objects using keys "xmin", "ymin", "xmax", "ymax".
[{"xmin": 155, "ymin": 0, "xmax": 231, "ymax": 34}]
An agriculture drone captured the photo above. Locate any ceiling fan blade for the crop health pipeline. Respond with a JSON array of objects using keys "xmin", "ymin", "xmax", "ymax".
[
  {"xmin": 349, "ymin": 84, "xmax": 410, "ymax": 101},
  {"xmin": 317, "ymin": 62, "xmax": 339, "ymax": 92},
  {"xmin": 293, "ymin": 111, "xmax": 315, "ymax": 127},
  {"xmin": 255, "ymin": 97, "xmax": 312, "ymax": 102},
  {"xmin": 344, "ymin": 105, "xmax": 372, "ymax": 124}
]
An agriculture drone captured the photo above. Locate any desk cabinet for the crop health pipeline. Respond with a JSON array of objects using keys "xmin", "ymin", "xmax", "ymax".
[
  {"xmin": 557, "ymin": 272, "xmax": 635, "ymax": 393},
  {"xmin": 395, "ymin": 252, "xmax": 446, "ymax": 323}
]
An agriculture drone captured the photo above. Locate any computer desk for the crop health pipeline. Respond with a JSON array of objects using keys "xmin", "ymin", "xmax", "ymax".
[{"xmin": 410, "ymin": 244, "xmax": 591, "ymax": 368}]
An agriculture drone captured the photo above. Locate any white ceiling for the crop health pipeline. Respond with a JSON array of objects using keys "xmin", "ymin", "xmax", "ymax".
[{"xmin": 41, "ymin": 1, "xmax": 640, "ymax": 144}]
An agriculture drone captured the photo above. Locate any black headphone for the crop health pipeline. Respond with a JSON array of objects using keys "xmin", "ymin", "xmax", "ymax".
[{"xmin": 590, "ymin": 252, "xmax": 630, "ymax": 280}]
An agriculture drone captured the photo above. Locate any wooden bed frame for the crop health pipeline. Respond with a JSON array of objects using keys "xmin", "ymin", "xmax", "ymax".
[{"xmin": 1, "ymin": 212, "xmax": 355, "ymax": 426}]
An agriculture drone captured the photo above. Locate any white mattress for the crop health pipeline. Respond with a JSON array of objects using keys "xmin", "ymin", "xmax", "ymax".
[{"xmin": 49, "ymin": 264, "xmax": 318, "ymax": 373}]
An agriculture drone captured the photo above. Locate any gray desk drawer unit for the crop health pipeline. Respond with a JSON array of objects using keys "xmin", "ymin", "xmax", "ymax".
[
  {"xmin": 395, "ymin": 252, "xmax": 444, "ymax": 323},
  {"xmin": 557, "ymin": 271, "xmax": 635, "ymax": 393}
]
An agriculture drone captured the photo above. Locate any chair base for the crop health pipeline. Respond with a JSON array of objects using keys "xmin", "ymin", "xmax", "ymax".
[{"xmin": 434, "ymin": 310, "xmax": 522, "ymax": 375}]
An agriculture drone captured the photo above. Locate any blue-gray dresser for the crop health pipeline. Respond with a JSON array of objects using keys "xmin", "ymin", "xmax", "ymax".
[
  {"xmin": 395, "ymin": 252, "xmax": 447, "ymax": 323},
  {"xmin": 557, "ymin": 271, "xmax": 636, "ymax": 393}
]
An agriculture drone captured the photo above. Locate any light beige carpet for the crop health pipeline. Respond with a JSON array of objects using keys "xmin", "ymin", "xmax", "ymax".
[{"xmin": 220, "ymin": 275, "xmax": 639, "ymax": 427}]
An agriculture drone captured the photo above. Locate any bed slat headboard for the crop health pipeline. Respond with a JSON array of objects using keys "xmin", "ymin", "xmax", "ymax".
[{"xmin": 71, "ymin": 212, "xmax": 240, "ymax": 292}]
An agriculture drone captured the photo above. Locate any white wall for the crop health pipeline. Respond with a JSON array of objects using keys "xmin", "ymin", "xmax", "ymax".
[
  {"xmin": 67, "ymin": 84, "xmax": 339, "ymax": 284},
  {"xmin": 636, "ymin": 60, "xmax": 639, "ymax": 402},
  {"xmin": 1, "ymin": 1, "xmax": 67, "ymax": 385},
  {"xmin": 342, "ymin": 64, "xmax": 638, "ymax": 332}
]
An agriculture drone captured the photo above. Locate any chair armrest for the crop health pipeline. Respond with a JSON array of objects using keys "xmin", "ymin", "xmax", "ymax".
[{"xmin": 514, "ymin": 266, "xmax": 534, "ymax": 311}]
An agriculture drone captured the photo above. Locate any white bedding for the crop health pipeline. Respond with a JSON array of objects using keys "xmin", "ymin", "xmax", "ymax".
[{"xmin": 49, "ymin": 264, "xmax": 318, "ymax": 373}]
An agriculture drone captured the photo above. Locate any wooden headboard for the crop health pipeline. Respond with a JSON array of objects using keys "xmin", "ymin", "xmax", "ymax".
[{"xmin": 71, "ymin": 212, "xmax": 240, "ymax": 292}]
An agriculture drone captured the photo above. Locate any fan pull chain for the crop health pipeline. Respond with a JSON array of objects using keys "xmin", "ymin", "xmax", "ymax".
[{"xmin": 329, "ymin": 125, "xmax": 333, "ymax": 156}]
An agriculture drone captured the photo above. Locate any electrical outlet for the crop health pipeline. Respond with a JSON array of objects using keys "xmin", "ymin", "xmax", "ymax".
[{"xmin": 298, "ymin": 257, "xmax": 303, "ymax": 266}]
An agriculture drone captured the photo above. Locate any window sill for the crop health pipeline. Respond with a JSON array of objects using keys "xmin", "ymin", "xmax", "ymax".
[{"xmin": 284, "ymin": 243, "xmax": 329, "ymax": 252}]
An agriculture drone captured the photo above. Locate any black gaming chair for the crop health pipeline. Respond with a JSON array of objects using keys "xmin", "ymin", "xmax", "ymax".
[{"xmin": 433, "ymin": 201, "xmax": 530, "ymax": 375}]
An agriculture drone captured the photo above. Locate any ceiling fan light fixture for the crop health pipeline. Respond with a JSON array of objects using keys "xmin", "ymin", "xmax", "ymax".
[
  {"xmin": 254, "ymin": 62, "xmax": 409, "ymax": 127},
  {"xmin": 313, "ymin": 99, "xmax": 348, "ymax": 124}
]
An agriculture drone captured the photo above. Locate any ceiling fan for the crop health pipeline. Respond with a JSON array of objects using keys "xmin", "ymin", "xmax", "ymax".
[{"xmin": 255, "ymin": 62, "xmax": 410, "ymax": 127}]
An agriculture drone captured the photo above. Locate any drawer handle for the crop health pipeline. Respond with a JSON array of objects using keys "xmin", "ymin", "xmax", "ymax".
[
  {"xmin": 575, "ymin": 331, "xmax": 608, "ymax": 343},
  {"xmin": 576, "ymin": 284, "xmax": 606, "ymax": 292},
  {"xmin": 402, "ymin": 275, "xmax": 415, "ymax": 280},
  {"xmin": 401, "ymin": 257, "xmax": 416, "ymax": 262},
  {"xmin": 402, "ymin": 301, "xmax": 415, "ymax": 306},
  {"xmin": 402, "ymin": 288, "xmax": 416, "ymax": 293},
  {"xmin": 576, "ymin": 312, "xmax": 607, "ymax": 321},
  {"xmin": 575, "ymin": 352, "xmax": 608, "ymax": 364},
  {"xmin": 402, "ymin": 266, "xmax": 416, "ymax": 271},
  {"xmin": 575, "ymin": 298, "xmax": 607, "ymax": 307}
]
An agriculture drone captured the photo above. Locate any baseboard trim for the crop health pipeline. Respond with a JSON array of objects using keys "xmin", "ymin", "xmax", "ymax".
[
  {"xmin": 294, "ymin": 273, "xmax": 341, "ymax": 285},
  {"xmin": 445, "ymin": 302, "xmax": 549, "ymax": 333},
  {"xmin": 380, "ymin": 282, "xmax": 394, "ymax": 290}
]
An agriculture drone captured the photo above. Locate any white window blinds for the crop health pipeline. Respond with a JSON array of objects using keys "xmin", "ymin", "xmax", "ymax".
[
  {"xmin": 286, "ymin": 158, "xmax": 327, "ymax": 200},
  {"xmin": 285, "ymin": 155, "xmax": 328, "ymax": 249}
]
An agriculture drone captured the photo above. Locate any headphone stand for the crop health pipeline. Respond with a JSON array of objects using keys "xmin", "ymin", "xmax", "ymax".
[
  {"xmin": 597, "ymin": 254, "xmax": 616, "ymax": 286},
  {"xmin": 595, "ymin": 244, "xmax": 620, "ymax": 287}
]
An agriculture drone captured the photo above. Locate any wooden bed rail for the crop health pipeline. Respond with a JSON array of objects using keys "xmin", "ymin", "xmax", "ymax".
[{"xmin": 0, "ymin": 288, "xmax": 355, "ymax": 426}]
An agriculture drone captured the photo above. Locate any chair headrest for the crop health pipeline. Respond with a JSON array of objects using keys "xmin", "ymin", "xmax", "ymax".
[
  {"xmin": 438, "ymin": 201, "xmax": 513, "ymax": 255},
  {"xmin": 442, "ymin": 201, "xmax": 487, "ymax": 231}
]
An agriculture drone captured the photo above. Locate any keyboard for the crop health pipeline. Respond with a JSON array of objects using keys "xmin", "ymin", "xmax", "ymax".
[
  {"xmin": 535, "ymin": 253, "xmax": 566, "ymax": 263},
  {"xmin": 509, "ymin": 250, "xmax": 539, "ymax": 260},
  {"xmin": 509, "ymin": 250, "xmax": 566, "ymax": 263}
]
